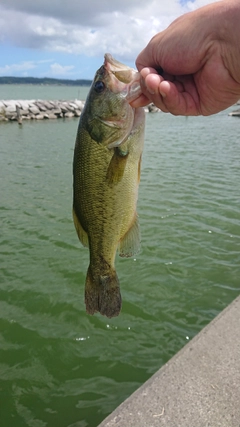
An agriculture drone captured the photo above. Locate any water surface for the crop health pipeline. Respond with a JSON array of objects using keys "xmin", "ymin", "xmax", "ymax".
[{"xmin": 0, "ymin": 86, "xmax": 239, "ymax": 427}]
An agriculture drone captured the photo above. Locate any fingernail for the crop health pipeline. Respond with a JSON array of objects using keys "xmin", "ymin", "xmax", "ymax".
[
  {"xmin": 147, "ymin": 87, "xmax": 155, "ymax": 95},
  {"xmin": 160, "ymin": 90, "xmax": 166, "ymax": 98},
  {"xmin": 140, "ymin": 76, "xmax": 154, "ymax": 95}
]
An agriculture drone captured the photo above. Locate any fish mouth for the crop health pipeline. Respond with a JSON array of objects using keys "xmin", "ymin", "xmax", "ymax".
[
  {"xmin": 104, "ymin": 53, "xmax": 135, "ymax": 84},
  {"xmin": 101, "ymin": 54, "xmax": 144, "ymax": 149},
  {"xmin": 104, "ymin": 53, "xmax": 142, "ymax": 102}
]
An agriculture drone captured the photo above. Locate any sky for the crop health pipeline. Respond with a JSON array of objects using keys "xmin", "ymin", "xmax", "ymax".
[{"xmin": 0, "ymin": 0, "xmax": 219, "ymax": 81}]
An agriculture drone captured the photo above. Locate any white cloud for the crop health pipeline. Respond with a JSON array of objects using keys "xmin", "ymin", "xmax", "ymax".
[
  {"xmin": 0, "ymin": 0, "xmax": 220, "ymax": 63},
  {"xmin": 0, "ymin": 61, "xmax": 37, "ymax": 74},
  {"xmin": 49, "ymin": 62, "xmax": 75, "ymax": 76},
  {"xmin": 0, "ymin": 59, "xmax": 55, "ymax": 77}
]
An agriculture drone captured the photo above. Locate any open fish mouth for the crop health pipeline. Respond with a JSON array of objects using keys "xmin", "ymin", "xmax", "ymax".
[
  {"xmin": 101, "ymin": 54, "xmax": 143, "ymax": 149},
  {"xmin": 104, "ymin": 53, "xmax": 142, "ymax": 103},
  {"xmin": 104, "ymin": 53, "xmax": 135, "ymax": 84}
]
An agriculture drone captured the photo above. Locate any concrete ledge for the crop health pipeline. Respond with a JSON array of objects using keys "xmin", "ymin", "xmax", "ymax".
[{"xmin": 98, "ymin": 295, "xmax": 240, "ymax": 427}]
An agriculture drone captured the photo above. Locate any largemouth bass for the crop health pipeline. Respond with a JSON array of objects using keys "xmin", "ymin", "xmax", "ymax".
[{"xmin": 73, "ymin": 54, "xmax": 145, "ymax": 318}]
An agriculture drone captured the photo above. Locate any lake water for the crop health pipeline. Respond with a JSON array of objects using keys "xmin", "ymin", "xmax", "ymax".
[{"xmin": 1, "ymin": 85, "xmax": 240, "ymax": 427}]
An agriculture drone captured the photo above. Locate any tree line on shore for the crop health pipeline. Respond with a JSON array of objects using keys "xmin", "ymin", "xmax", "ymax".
[{"xmin": 0, "ymin": 76, "xmax": 92, "ymax": 86}]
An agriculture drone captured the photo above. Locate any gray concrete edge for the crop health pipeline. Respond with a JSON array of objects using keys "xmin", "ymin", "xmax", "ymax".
[{"xmin": 97, "ymin": 295, "xmax": 240, "ymax": 427}]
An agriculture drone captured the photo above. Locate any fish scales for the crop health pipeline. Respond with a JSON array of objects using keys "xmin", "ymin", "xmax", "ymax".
[{"xmin": 73, "ymin": 54, "xmax": 145, "ymax": 318}]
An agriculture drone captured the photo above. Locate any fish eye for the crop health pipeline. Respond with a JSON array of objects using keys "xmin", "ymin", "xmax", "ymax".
[{"xmin": 94, "ymin": 80, "xmax": 105, "ymax": 93}]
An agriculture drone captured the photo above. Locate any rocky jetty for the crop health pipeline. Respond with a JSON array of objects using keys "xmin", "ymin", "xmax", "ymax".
[
  {"xmin": 228, "ymin": 108, "xmax": 240, "ymax": 117},
  {"xmin": 228, "ymin": 100, "xmax": 240, "ymax": 116},
  {"xmin": 0, "ymin": 99, "xmax": 85, "ymax": 123},
  {"xmin": 0, "ymin": 99, "xmax": 162, "ymax": 124}
]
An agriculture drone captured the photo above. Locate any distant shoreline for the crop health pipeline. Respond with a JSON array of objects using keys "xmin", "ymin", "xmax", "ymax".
[{"xmin": 0, "ymin": 76, "xmax": 92, "ymax": 86}]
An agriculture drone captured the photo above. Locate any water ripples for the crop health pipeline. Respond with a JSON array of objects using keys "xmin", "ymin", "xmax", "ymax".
[{"xmin": 1, "ymin": 107, "xmax": 240, "ymax": 426}]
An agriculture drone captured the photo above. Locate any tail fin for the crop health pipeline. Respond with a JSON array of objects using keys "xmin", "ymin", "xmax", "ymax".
[{"xmin": 85, "ymin": 266, "xmax": 122, "ymax": 318}]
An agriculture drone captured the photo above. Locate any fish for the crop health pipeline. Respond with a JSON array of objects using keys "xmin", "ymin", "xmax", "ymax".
[{"xmin": 72, "ymin": 53, "xmax": 145, "ymax": 318}]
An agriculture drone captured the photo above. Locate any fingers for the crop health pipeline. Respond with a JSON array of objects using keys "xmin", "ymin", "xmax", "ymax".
[
  {"xmin": 131, "ymin": 67, "xmax": 168, "ymax": 110},
  {"xmin": 158, "ymin": 81, "xmax": 193, "ymax": 115},
  {"xmin": 144, "ymin": 71, "xmax": 164, "ymax": 95},
  {"xmin": 132, "ymin": 68, "xmax": 200, "ymax": 115},
  {"xmin": 130, "ymin": 93, "xmax": 150, "ymax": 108}
]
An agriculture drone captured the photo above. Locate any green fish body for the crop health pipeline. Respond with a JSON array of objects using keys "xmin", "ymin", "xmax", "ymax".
[{"xmin": 73, "ymin": 54, "xmax": 145, "ymax": 318}]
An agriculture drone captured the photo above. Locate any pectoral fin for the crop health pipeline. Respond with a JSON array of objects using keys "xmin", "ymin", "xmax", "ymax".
[
  {"xmin": 119, "ymin": 214, "xmax": 140, "ymax": 257},
  {"xmin": 72, "ymin": 208, "xmax": 89, "ymax": 247},
  {"xmin": 106, "ymin": 147, "xmax": 129, "ymax": 185}
]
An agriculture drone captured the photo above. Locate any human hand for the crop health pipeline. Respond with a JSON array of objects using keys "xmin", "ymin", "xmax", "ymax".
[{"xmin": 131, "ymin": 0, "xmax": 240, "ymax": 116}]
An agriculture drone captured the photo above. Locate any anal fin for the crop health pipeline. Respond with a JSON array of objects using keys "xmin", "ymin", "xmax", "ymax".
[{"xmin": 119, "ymin": 214, "xmax": 140, "ymax": 257}]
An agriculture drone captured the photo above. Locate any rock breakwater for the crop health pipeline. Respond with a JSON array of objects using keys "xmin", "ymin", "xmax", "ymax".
[{"xmin": 0, "ymin": 99, "xmax": 85, "ymax": 122}]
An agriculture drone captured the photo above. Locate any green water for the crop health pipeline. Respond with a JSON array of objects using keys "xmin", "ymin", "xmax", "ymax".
[
  {"xmin": 0, "ymin": 86, "xmax": 240, "ymax": 427},
  {"xmin": 0, "ymin": 84, "xmax": 89, "ymax": 102}
]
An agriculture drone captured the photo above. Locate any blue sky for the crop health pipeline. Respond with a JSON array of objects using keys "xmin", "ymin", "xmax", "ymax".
[{"xmin": 0, "ymin": 0, "xmax": 218, "ymax": 81}]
